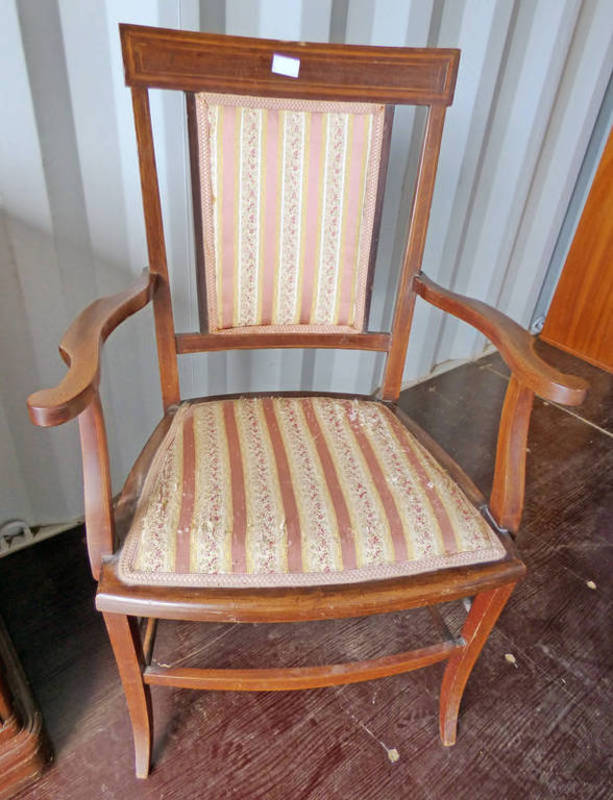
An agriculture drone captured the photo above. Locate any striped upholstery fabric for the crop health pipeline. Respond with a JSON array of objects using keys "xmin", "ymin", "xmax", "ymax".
[
  {"xmin": 118, "ymin": 397, "xmax": 505, "ymax": 588},
  {"xmin": 194, "ymin": 93, "xmax": 386, "ymax": 332}
]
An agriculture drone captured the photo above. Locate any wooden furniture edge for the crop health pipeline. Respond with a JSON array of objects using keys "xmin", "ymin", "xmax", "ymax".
[
  {"xmin": 119, "ymin": 24, "xmax": 459, "ymax": 106},
  {"xmin": 96, "ymin": 553, "xmax": 525, "ymax": 623},
  {"xmin": 414, "ymin": 272, "xmax": 588, "ymax": 405},
  {"xmin": 78, "ymin": 394, "xmax": 116, "ymax": 581},
  {"xmin": 142, "ymin": 640, "xmax": 460, "ymax": 692},
  {"xmin": 131, "ymin": 88, "xmax": 180, "ymax": 410},
  {"xmin": 0, "ymin": 617, "xmax": 50, "ymax": 798},
  {"xmin": 176, "ymin": 330, "xmax": 391, "ymax": 353},
  {"xmin": 27, "ymin": 270, "xmax": 155, "ymax": 427},
  {"xmin": 490, "ymin": 376, "xmax": 535, "ymax": 532},
  {"xmin": 381, "ymin": 105, "xmax": 447, "ymax": 400},
  {"xmin": 538, "ymin": 333, "xmax": 613, "ymax": 375}
]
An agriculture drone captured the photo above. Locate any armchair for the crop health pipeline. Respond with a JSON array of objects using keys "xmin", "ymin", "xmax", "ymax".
[{"xmin": 27, "ymin": 25, "xmax": 587, "ymax": 779}]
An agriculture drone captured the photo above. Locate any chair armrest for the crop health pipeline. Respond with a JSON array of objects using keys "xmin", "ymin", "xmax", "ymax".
[
  {"xmin": 414, "ymin": 272, "xmax": 588, "ymax": 406},
  {"xmin": 27, "ymin": 270, "xmax": 156, "ymax": 427}
]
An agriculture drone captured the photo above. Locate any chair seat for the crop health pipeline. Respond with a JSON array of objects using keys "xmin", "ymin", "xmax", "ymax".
[{"xmin": 118, "ymin": 396, "xmax": 505, "ymax": 588}]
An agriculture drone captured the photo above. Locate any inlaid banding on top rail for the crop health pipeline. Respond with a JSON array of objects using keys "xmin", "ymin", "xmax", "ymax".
[{"xmin": 120, "ymin": 25, "xmax": 460, "ymax": 105}]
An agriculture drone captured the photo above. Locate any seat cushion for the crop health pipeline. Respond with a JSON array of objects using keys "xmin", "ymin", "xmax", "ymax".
[{"xmin": 118, "ymin": 397, "xmax": 505, "ymax": 588}]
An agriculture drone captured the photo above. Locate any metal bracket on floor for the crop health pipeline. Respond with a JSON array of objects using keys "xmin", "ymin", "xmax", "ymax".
[
  {"xmin": 480, "ymin": 505, "xmax": 513, "ymax": 538},
  {"xmin": 0, "ymin": 518, "xmax": 83, "ymax": 558}
]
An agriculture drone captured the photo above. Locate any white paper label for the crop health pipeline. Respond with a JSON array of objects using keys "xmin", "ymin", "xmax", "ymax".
[{"xmin": 271, "ymin": 53, "xmax": 300, "ymax": 79}]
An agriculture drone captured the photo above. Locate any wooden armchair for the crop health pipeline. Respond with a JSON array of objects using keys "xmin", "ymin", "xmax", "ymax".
[{"xmin": 27, "ymin": 25, "xmax": 588, "ymax": 779}]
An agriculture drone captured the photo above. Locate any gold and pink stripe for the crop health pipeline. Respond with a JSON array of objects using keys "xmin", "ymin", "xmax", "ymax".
[
  {"xmin": 195, "ymin": 93, "xmax": 385, "ymax": 334},
  {"xmin": 120, "ymin": 397, "xmax": 506, "ymax": 588}
]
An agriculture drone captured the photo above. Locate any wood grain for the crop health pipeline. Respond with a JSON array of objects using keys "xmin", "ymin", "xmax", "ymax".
[
  {"xmin": 439, "ymin": 584, "xmax": 515, "ymax": 745},
  {"xmin": 78, "ymin": 394, "xmax": 115, "ymax": 581},
  {"xmin": 175, "ymin": 330, "xmax": 391, "ymax": 353},
  {"xmin": 489, "ymin": 376, "xmax": 534, "ymax": 532},
  {"xmin": 541, "ymin": 127, "xmax": 613, "ymax": 373},
  {"xmin": 143, "ymin": 640, "xmax": 460, "ymax": 691},
  {"xmin": 0, "ymin": 617, "xmax": 49, "ymax": 799},
  {"xmin": 120, "ymin": 24, "xmax": 459, "ymax": 106},
  {"xmin": 381, "ymin": 106, "xmax": 447, "ymax": 401},
  {"xmin": 26, "ymin": 270, "xmax": 154, "ymax": 427},
  {"xmin": 96, "ymin": 553, "xmax": 524, "ymax": 625},
  {"xmin": 131, "ymin": 87, "xmax": 180, "ymax": 410},
  {"xmin": 103, "ymin": 613, "xmax": 152, "ymax": 779},
  {"xmin": 413, "ymin": 272, "xmax": 588, "ymax": 405}
]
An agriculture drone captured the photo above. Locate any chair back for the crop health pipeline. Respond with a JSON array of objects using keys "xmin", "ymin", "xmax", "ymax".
[{"xmin": 120, "ymin": 25, "xmax": 459, "ymax": 407}]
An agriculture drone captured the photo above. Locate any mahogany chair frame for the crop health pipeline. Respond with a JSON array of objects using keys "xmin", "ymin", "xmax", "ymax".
[{"xmin": 27, "ymin": 25, "xmax": 588, "ymax": 779}]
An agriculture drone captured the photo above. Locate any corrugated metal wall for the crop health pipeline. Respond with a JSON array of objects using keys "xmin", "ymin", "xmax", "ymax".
[{"xmin": 1, "ymin": 0, "xmax": 611, "ymax": 525}]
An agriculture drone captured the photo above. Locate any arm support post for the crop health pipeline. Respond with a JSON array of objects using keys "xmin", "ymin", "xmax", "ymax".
[
  {"xmin": 78, "ymin": 393, "xmax": 115, "ymax": 579},
  {"xmin": 414, "ymin": 272, "xmax": 588, "ymax": 531},
  {"xmin": 27, "ymin": 270, "xmax": 156, "ymax": 577},
  {"xmin": 490, "ymin": 376, "xmax": 534, "ymax": 532}
]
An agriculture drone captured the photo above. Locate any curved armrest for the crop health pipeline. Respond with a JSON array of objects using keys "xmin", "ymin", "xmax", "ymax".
[
  {"xmin": 27, "ymin": 270, "xmax": 156, "ymax": 427},
  {"xmin": 414, "ymin": 273, "xmax": 588, "ymax": 406}
]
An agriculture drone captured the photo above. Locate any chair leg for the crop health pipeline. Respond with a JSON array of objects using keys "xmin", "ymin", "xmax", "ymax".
[
  {"xmin": 439, "ymin": 583, "xmax": 515, "ymax": 746},
  {"xmin": 103, "ymin": 613, "xmax": 153, "ymax": 778}
]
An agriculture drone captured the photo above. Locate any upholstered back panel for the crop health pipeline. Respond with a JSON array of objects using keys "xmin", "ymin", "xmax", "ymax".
[{"xmin": 194, "ymin": 93, "xmax": 386, "ymax": 333}]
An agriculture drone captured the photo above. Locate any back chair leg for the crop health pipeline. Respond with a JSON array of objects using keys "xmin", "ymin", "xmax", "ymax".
[
  {"xmin": 439, "ymin": 583, "xmax": 515, "ymax": 746},
  {"xmin": 103, "ymin": 613, "xmax": 153, "ymax": 778}
]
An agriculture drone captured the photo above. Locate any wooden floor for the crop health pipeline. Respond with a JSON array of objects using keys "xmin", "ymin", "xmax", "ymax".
[{"xmin": 3, "ymin": 343, "xmax": 611, "ymax": 799}]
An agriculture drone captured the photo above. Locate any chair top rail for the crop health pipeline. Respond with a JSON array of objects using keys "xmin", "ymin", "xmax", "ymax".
[{"xmin": 120, "ymin": 24, "xmax": 459, "ymax": 106}]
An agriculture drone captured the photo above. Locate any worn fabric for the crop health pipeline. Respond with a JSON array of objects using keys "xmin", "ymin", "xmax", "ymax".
[{"xmin": 118, "ymin": 397, "xmax": 505, "ymax": 588}]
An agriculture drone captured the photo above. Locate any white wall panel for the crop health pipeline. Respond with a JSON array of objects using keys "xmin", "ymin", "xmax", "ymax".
[
  {"xmin": 1, "ymin": 0, "xmax": 82, "ymax": 522},
  {"xmin": 1, "ymin": 0, "xmax": 611, "ymax": 526},
  {"xmin": 411, "ymin": 0, "xmax": 515, "ymax": 380},
  {"xmin": 501, "ymin": 0, "xmax": 613, "ymax": 322},
  {"xmin": 438, "ymin": 0, "xmax": 582, "ymax": 363}
]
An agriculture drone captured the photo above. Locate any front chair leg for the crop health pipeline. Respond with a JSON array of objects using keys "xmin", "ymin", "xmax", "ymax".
[
  {"xmin": 103, "ymin": 613, "xmax": 153, "ymax": 778},
  {"xmin": 439, "ymin": 583, "xmax": 515, "ymax": 746}
]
